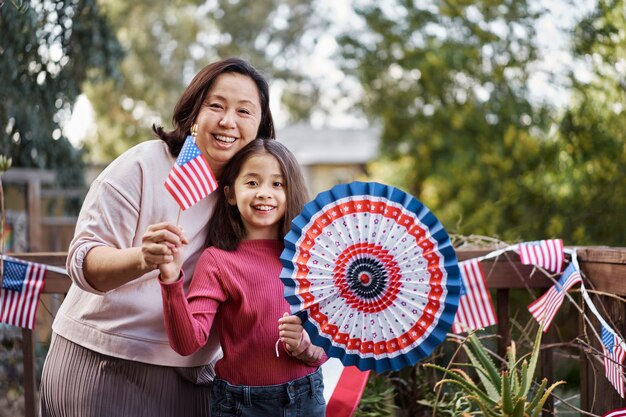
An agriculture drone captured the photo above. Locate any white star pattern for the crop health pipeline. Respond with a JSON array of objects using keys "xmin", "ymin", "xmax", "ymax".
[{"xmin": 283, "ymin": 188, "xmax": 455, "ymax": 371}]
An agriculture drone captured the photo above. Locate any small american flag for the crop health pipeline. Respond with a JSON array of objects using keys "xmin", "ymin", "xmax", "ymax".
[
  {"xmin": 604, "ymin": 407, "xmax": 626, "ymax": 417},
  {"xmin": 1, "ymin": 258, "xmax": 47, "ymax": 329},
  {"xmin": 528, "ymin": 263, "xmax": 582, "ymax": 332},
  {"xmin": 164, "ymin": 135, "xmax": 218, "ymax": 211},
  {"xmin": 452, "ymin": 259, "xmax": 497, "ymax": 334},
  {"xmin": 518, "ymin": 239, "xmax": 564, "ymax": 274},
  {"xmin": 602, "ymin": 325, "xmax": 626, "ymax": 398}
]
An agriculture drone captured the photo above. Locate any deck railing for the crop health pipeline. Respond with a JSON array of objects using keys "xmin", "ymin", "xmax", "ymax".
[{"xmin": 11, "ymin": 247, "xmax": 626, "ymax": 416}]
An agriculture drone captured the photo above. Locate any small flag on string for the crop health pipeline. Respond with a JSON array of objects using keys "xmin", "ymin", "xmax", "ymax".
[
  {"xmin": 322, "ymin": 358, "xmax": 370, "ymax": 417},
  {"xmin": 164, "ymin": 135, "xmax": 218, "ymax": 211},
  {"xmin": 452, "ymin": 259, "xmax": 497, "ymax": 334},
  {"xmin": 528, "ymin": 262, "xmax": 582, "ymax": 332},
  {"xmin": 518, "ymin": 239, "xmax": 565, "ymax": 274},
  {"xmin": 604, "ymin": 407, "xmax": 626, "ymax": 417},
  {"xmin": 1, "ymin": 258, "xmax": 47, "ymax": 329},
  {"xmin": 601, "ymin": 324, "xmax": 626, "ymax": 398}
]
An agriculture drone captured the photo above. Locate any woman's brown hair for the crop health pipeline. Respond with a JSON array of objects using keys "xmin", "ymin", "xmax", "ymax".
[
  {"xmin": 153, "ymin": 57, "xmax": 275, "ymax": 156},
  {"xmin": 206, "ymin": 138, "xmax": 308, "ymax": 251}
]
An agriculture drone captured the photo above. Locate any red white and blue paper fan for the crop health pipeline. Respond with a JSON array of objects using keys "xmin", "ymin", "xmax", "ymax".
[{"xmin": 280, "ymin": 181, "xmax": 461, "ymax": 373}]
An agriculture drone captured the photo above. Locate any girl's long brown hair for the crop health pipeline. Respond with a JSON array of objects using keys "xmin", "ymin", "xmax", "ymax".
[{"xmin": 206, "ymin": 138, "xmax": 308, "ymax": 251}]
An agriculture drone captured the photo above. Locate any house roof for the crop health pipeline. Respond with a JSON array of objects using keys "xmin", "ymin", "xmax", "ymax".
[{"xmin": 276, "ymin": 123, "xmax": 380, "ymax": 165}]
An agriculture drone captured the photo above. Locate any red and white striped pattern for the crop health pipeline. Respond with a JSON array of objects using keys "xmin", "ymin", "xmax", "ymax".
[
  {"xmin": 518, "ymin": 239, "xmax": 564, "ymax": 274},
  {"xmin": 452, "ymin": 259, "xmax": 497, "ymax": 334},
  {"xmin": 322, "ymin": 358, "xmax": 370, "ymax": 416},
  {"xmin": 602, "ymin": 326, "xmax": 626, "ymax": 399},
  {"xmin": 604, "ymin": 407, "xmax": 626, "ymax": 417},
  {"xmin": 0, "ymin": 259, "xmax": 47, "ymax": 329},
  {"xmin": 164, "ymin": 136, "xmax": 218, "ymax": 211},
  {"xmin": 528, "ymin": 263, "xmax": 582, "ymax": 332}
]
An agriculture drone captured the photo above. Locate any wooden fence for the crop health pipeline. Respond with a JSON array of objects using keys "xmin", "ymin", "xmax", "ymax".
[{"xmin": 10, "ymin": 247, "xmax": 626, "ymax": 416}]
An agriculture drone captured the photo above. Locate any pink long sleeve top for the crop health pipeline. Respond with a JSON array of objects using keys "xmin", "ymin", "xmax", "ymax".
[{"xmin": 161, "ymin": 239, "xmax": 326, "ymax": 386}]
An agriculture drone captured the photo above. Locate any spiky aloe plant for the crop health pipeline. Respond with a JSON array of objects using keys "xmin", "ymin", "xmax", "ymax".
[{"xmin": 426, "ymin": 327, "xmax": 564, "ymax": 417}]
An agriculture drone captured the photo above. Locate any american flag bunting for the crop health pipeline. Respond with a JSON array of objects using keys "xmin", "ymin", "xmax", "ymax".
[
  {"xmin": 164, "ymin": 135, "xmax": 218, "ymax": 210},
  {"xmin": 528, "ymin": 263, "xmax": 582, "ymax": 332},
  {"xmin": 601, "ymin": 325, "xmax": 626, "ymax": 398},
  {"xmin": 452, "ymin": 259, "xmax": 497, "ymax": 334},
  {"xmin": 518, "ymin": 239, "xmax": 564, "ymax": 274},
  {"xmin": 1, "ymin": 258, "xmax": 47, "ymax": 329},
  {"xmin": 604, "ymin": 407, "xmax": 626, "ymax": 417}
]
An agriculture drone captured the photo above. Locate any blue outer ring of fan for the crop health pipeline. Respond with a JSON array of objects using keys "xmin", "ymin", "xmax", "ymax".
[{"xmin": 280, "ymin": 181, "xmax": 461, "ymax": 373}]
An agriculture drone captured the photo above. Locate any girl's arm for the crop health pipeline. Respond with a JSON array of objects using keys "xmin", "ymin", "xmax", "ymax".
[{"xmin": 160, "ymin": 250, "xmax": 226, "ymax": 356}]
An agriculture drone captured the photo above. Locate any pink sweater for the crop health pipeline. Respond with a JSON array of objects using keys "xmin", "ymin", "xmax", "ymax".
[
  {"xmin": 161, "ymin": 239, "xmax": 326, "ymax": 386},
  {"xmin": 55, "ymin": 140, "xmax": 220, "ymax": 367}
]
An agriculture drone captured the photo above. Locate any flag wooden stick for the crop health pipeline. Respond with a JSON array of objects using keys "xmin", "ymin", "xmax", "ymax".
[{"xmin": 175, "ymin": 207, "xmax": 182, "ymax": 227}]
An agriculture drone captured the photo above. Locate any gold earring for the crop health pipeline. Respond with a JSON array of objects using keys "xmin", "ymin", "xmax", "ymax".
[{"xmin": 190, "ymin": 123, "xmax": 198, "ymax": 137}]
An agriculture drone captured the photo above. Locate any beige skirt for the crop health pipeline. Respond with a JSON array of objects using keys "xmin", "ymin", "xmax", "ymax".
[{"xmin": 39, "ymin": 334, "xmax": 213, "ymax": 417}]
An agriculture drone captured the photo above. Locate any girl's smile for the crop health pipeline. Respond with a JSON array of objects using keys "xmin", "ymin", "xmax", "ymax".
[{"xmin": 228, "ymin": 153, "xmax": 287, "ymax": 240}]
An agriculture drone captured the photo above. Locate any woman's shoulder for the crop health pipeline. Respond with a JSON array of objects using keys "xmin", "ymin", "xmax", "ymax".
[
  {"xmin": 109, "ymin": 140, "xmax": 171, "ymax": 167},
  {"xmin": 95, "ymin": 140, "xmax": 172, "ymax": 182}
]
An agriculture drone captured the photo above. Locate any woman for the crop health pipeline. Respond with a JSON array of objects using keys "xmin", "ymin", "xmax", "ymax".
[{"xmin": 39, "ymin": 57, "xmax": 275, "ymax": 417}]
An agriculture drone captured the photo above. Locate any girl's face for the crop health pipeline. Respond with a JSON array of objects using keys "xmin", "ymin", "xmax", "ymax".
[
  {"xmin": 194, "ymin": 73, "xmax": 262, "ymax": 178},
  {"xmin": 228, "ymin": 153, "xmax": 286, "ymax": 240}
]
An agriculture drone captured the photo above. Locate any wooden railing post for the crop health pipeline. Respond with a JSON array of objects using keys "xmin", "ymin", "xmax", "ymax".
[
  {"xmin": 22, "ymin": 328, "xmax": 36, "ymax": 417},
  {"xmin": 540, "ymin": 327, "xmax": 555, "ymax": 416},
  {"xmin": 579, "ymin": 311, "xmax": 591, "ymax": 412},
  {"xmin": 2, "ymin": 168, "xmax": 56, "ymax": 252},
  {"xmin": 496, "ymin": 288, "xmax": 510, "ymax": 361},
  {"xmin": 12, "ymin": 252, "xmax": 70, "ymax": 417},
  {"xmin": 578, "ymin": 248, "xmax": 626, "ymax": 413}
]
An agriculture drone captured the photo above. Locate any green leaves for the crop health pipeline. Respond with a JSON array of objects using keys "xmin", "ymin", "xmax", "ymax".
[
  {"xmin": 425, "ymin": 329, "xmax": 565, "ymax": 417},
  {"xmin": 83, "ymin": 0, "xmax": 326, "ymax": 163},
  {"xmin": 338, "ymin": 0, "xmax": 554, "ymax": 240},
  {"xmin": 0, "ymin": 0, "xmax": 122, "ymax": 186},
  {"xmin": 338, "ymin": 0, "xmax": 626, "ymax": 246},
  {"xmin": 0, "ymin": 155, "xmax": 11, "ymax": 174},
  {"xmin": 354, "ymin": 374, "xmax": 398, "ymax": 417}
]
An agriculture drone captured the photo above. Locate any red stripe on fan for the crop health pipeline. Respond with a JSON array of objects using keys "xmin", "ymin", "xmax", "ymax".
[{"xmin": 326, "ymin": 366, "xmax": 370, "ymax": 417}]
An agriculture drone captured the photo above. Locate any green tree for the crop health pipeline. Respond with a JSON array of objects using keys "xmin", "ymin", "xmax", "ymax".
[
  {"xmin": 338, "ymin": 0, "xmax": 557, "ymax": 241},
  {"xmin": 550, "ymin": 0, "xmax": 626, "ymax": 245},
  {"xmin": 0, "ymin": 0, "xmax": 122, "ymax": 186},
  {"xmin": 83, "ymin": 0, "xmax": 326, "ymax": 163}
]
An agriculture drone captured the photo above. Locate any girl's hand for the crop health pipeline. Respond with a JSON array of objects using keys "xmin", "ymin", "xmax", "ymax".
[
  {"xmin": 158, "ymin": 243, "xmax": 184, "ymax": 283},
  {"xmin": 140, "ymin": 222, "xmax": 188, "ymax": 270},
  {"xmin": 140, "ymin": 222, "xmax": 187, "ymax": 282},
  {"xmin": 278, "ymin": 313, "xmax": 303, "ymax": 352}
]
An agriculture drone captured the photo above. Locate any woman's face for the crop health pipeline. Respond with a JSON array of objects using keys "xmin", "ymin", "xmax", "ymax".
[{"xmin": 194, "ymin": 73, "xmax": 262, "ymax": 177}]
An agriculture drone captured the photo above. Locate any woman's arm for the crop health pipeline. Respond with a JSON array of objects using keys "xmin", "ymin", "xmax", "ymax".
[{"xmin": 85, "ymin": 223, "xmax": 188, "ymax": 292}]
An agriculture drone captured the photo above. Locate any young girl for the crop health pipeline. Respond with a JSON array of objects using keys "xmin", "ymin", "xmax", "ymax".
[{"xmin": 158, "ymin": 138, "xmax": 327, "ymax": 417}]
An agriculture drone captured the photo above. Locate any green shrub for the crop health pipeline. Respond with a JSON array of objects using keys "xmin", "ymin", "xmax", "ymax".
[{"xmin": 426, "ymin": 327, "xmax": 564, "ymax": 417}]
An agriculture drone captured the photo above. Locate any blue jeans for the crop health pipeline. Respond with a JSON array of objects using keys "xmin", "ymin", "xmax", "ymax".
[{"xmin": 211, "ymin": 368, "xmax": 326, "ymax": 417}]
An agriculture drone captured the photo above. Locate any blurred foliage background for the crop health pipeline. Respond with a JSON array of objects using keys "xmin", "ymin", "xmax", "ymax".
[
  {"xmin": 1, "ymin": 0, "xmax": 625, "ymax": 245},
  {"xmin": 1, "ymin": 1, "xmax": 625, "ymax": 415}
]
